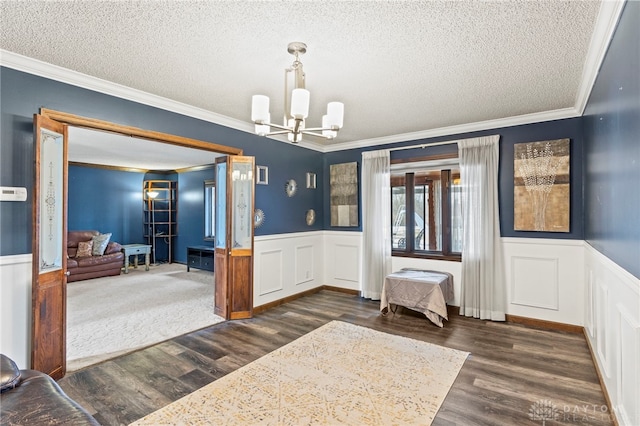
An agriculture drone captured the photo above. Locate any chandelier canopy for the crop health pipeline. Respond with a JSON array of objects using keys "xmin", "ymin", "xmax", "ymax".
[{"xmin": 251, "ymin": 42, "xmax": 344, "ymax": 143}]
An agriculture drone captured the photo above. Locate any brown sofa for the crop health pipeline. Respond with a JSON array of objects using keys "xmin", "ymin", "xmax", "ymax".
[
  {"xmin": 1, "ymin": 353, "xmax": 99, "ymax": 425},
  {"xmin": 67, "ymin": 230, "xmax": 124, "ymax": 282}
]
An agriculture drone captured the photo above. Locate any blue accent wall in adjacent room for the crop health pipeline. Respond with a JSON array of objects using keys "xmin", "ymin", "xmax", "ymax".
[
  {"xmin": 324, "ymin": 117, "xmax": 585, "ymax": 240},
  {"xmin": 68, "ymin": 165, "xmax": 144, "ymax": 245},
  {"xmin": 175, "ymin": 166, "xmax": 215, "ymax": 264},
  {"xmin": 583, "ymin": 1, "xmax": 640, "ymax": 279}
]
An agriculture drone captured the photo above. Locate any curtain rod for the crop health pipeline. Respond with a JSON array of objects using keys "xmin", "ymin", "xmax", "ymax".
[{"xmin": 388, "ymin": 139, "xmax": 459, "ymax": 152}]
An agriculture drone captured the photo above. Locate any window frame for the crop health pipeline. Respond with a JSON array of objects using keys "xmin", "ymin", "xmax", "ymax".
[
  {"xmin": 204, "ymin": 179, "xmax": 215, "ymax": 241},
  {"xmin": 391, "ymin": 154, "xmax": 461, "ymax": 262}
]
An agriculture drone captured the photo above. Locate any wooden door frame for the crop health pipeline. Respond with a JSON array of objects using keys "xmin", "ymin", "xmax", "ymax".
[
  {"xmin": 34, "ymin": 108, "xmax": 242, "ymax": 376},
  {"xmin": 40, "ymin": 109, "xmax": 243, "ymax": 156}
]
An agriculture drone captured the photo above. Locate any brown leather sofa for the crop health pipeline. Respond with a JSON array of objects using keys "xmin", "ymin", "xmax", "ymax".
[
  {"xmin": 67, "ymin": 230, "xmax": 124, "ymax": 282},
  {"xmin": 0, "ymin": 354, "xmax": 100, "ymax": 425}
]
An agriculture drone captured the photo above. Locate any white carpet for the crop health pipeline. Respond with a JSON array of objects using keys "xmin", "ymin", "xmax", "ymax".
[
  {"xmin": 67, "ymin": 263, "xmax": 224, "ymax": 372},
  {"xmin": 131, "ymin": 321, "xmax": 469, "ymax": 425}
]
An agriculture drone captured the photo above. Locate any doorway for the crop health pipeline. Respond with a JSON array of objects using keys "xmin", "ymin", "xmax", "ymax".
[{"xmin": 32, "ymin": 109, "xmax": 243, "ymax": 377}]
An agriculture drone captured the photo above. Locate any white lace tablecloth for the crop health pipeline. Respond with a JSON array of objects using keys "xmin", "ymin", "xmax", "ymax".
[{"xmin": 380, "ymin": 268, "xmax": 454, "ymax": 327}]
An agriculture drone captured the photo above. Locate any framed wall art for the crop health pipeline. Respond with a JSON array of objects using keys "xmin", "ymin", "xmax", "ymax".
[
  {"xmin": 256, "ymin": 165, "xmax": 268, "ymax": 185},
  {"xmin": 514, "ymin": 138, "xmax": 570, "ymax": 232},
  {"xmin": 330, "ymin": 162, "xmax": 358, "ymax": 227},
  {"xmin": 306, "ymin": 172, "xmax": 317, "ymax": 189}
]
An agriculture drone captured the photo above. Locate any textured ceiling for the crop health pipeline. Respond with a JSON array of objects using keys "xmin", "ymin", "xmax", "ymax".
[
  {"xmin": 1, "ymin": 0, "xmax": 603, "ymax": 154},
  {"xmin": 68, "ymin": 127, "xmax": 222, "ymax": 170}
]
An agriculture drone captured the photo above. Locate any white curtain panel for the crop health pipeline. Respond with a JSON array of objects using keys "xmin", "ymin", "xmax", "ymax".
[
  {"xmin": 361, "ymin": 149, "xmax": 391, "ymax": 300},
  {"xmin": 458, "ymin": 135, "xmax": 505, "ymax": 320}
]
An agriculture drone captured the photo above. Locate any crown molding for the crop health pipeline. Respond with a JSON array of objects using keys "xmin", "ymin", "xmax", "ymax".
[
  {"xmin": 322, "ymin": 107, "xmax": 580, "ymax": 153},
  {"xmin": 0, "ymin": 50, "xmax": 253, "ymax": 134},
  {"xmin": 574, "ymin": 0, "xmax": 626, "ymax": 115},
  {"xmin": 322, "ymin": 0, "xmax": 624, "ymax": 153},
  {"xmin": 0, "ymin": 50, "xmax": 328, "ymax": 153}
]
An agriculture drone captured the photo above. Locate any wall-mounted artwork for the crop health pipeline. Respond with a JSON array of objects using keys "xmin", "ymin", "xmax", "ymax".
[
  {"xmin": 330, "ymin": 162, "xmax": 358, "ymax": 226},
  {"xmin": 256, "ymin": 165, "xmax": 268, "ymax": 185},
  {"xmin": 514, "ymin": 139, "xmax": 570, "ymax": 232},
  {"xmin": 306, "ymin": 172, "xmax": 317, "ymax": 189}
]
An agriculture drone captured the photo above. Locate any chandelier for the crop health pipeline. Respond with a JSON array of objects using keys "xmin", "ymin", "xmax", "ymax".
[{"xmin": 251, "ymin": 42, "xmax": 344, "ymax": 143}]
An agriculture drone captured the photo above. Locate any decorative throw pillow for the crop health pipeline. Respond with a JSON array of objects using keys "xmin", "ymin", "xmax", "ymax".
[
  {"xmin": 92, "ymin": 233, "xmax": 112, "ymax": 256},
  {"xmin": 76, "ymin": 240, "xmax": 93, "ymax": 258}
]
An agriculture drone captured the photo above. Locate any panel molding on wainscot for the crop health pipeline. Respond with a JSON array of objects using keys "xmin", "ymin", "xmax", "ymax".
[
  {"xmin": 510, "ymin": 256, "xmax": 559, "ymax": 310},
  {"xmin": 333, "ymin": 244, "xmax": 359, "ymax": 282},
  {"xmin": 323, "ymin": 231, "xmax": 362, "ymax": 291},
  {"xmin": 253, "ymin": 231, "xmax": 324, "ymax": 307},
  {"xmin": 256, "ymin": 249, "xmax": 284, "ymax": 296},
  {"xmin": 295, "ymin": 245, "xmax": 314, "ymax": 285},
  {"xmin": 618, "ymin": 304, "xmax": 639, "ymax": 426},
  {"xmin": 596, "ymin": 278, "xmax": 610, "ymax": 376},
  {"xmin": 502, "ymin": 238, "xmax": 584, "ymax": 326},
  {"xmin": 584, "ymin": 243, "xmax": 639, "ymax": 426}
]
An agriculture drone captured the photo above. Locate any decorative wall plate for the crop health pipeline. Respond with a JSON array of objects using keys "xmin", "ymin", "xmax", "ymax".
[
  {"xmin": 254, "ymin": 208, "xmax": 265, "ymax": 228},
  {"xmin": 285, "ymin": 179, "xmax": 297, "ymax": 197},
  {"xmin": 306, "ymin": 209, "xmax": 316, "ymax": 226}
]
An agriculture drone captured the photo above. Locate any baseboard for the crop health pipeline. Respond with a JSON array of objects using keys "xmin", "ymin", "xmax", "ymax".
[
  {"xmin": 253, "ymin": 286, "xmax": 361, "ymax": 314},
  {"xmin": 253, "ymin": 287, "xmax": 324, "ymax": 314},
  {"xmin": 322, "ymin": 285, "xmax": 360, "ymax": 296},
  {"xmin": 584, "ymin": 329, "xmax": 619, "ymax": 426},
  {"xmin": 505, "ymin": 314, "xmax": 583, "ymax": 334},
  {"xmin": 447, "ymin": 305, "xmax": 460, "ymax": 316},
  {"xmin": 447, "ymin": 305, "xmax": 583, "ymax": 334},
  {"xmin": 256, "ymin": 291, "xmax": 582, "ymax": 336}
]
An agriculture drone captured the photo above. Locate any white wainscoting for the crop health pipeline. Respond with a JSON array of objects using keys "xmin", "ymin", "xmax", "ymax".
[
  {"xmin": 502, "ymin": 238, "xmax": 585, "ymax": 326},
  {"xmin": 0, "ymin": 254, "xmax": 32, "ymax": 369},
  {"xmin": 322, "ymin": 231, "xmax": 362, "ymax": 291},
  {"xmin": 253, "ymin": 231, "xmax": 324, "ymax": 307},
  {"xmin": 584, "ymin": 243, "xmax": 640, "ymax": 426}
]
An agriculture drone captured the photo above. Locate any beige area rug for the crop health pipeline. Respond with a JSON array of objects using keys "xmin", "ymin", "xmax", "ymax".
[
  {"xmin": 131, "ymin": 321, "xmax": 469, "ymax": 426},
  {"xmin": 67, "ymin": 263, "xmax": 224, "ymax": 371}
]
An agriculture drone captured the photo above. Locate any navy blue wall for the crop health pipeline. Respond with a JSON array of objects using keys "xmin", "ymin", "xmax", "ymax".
[
  {"xmin": 175, "ymin": 166, "xmax": 215, "ymax": 263},
  {"xmin": 324, "ymin": 118, "xmax": 585, "ymax": 240},
  {"xmin": 583, "ymin": 1, "xmax": 640, "ymax": 279},
  {"xmin": 255, "ymin": 146, "xmax": 324, "ymax": 235},
  {"xmin": 0, "ymin": 67, "xmax": 323, "ymax": 256},
  {"xmin": 68, "ymin": 165, "xmax": 144, "ymax": 245}
]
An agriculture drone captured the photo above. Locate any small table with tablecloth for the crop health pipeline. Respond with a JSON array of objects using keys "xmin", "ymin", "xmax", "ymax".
[{"xmin": 381, "ymin": 268, "xmax": 454, "ymax": 327}]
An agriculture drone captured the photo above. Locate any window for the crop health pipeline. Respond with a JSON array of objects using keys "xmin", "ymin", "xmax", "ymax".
[
  {"xmin": 204, "ymin": 180, "xmax": 215, "ymax": 240},
  {"xmin": 391, "ymin": 159, "xmax": 462, "ymax": 260}
]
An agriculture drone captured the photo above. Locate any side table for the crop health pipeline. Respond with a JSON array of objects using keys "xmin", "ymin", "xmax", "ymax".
[{"xmin": 121, "ymin": 244, "xmax": 152, "ymax": 274}]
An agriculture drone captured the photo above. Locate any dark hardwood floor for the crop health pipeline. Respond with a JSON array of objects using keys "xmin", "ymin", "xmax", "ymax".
[{"xmin": 58, "ymin": 290, "xmax": 613, "ymax": 425}]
